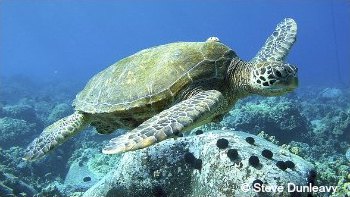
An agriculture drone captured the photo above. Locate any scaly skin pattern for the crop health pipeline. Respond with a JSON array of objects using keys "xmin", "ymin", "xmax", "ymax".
[
  {"xmin": 23, "ymin": 112, "xmax": 90, "ymax": 160},
  {"xmin": 103, "ymin": 90, "xmax": 224, "ymax": 154},
  {"xmin": 251, "ymin": 18, "xmax": 297, "ymax": 62}
]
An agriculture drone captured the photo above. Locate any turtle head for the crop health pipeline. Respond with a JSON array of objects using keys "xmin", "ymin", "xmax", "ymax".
[{"xmin": 249, "ymin": 61, "xmax": 298, "ymax": 96}]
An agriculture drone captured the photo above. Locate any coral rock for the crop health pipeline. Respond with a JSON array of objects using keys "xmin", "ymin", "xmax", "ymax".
[{"xmin": 83, "ymin": 130, "xmax": 314, "ymax": 197}]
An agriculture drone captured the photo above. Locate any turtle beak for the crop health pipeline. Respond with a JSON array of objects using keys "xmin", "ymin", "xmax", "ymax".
[
  {"xmin": 273, "ymin": 76, "xmax": 298, "ymax": 92},
  {"xmin": 281, "ymin": 64, "xmax": 298, "ymax": 90},
  {"xmin": 269, "ymin": 64, "xmax": 298, "ymax": 93}
]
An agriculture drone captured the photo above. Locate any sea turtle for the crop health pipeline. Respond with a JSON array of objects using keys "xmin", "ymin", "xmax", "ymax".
[{"xmin": 24, "ymin": 18, "xmax": 298, "ymax": 160}]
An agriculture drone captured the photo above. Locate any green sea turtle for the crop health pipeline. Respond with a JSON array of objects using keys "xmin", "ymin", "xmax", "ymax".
[{"xmin": 24, "ymin": 18, "xmax": 298, "ymax": 160}]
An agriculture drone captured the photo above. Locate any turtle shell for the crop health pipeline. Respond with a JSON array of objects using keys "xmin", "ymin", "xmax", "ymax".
[{"xmin": 73, "ymin": 41, "xmax": 236, "ymax": 114}]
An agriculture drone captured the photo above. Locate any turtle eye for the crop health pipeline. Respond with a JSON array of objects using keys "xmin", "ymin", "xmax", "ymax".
[{"xmin": 275, "ymin": 70, "xmax": 282, "ymax": 78}]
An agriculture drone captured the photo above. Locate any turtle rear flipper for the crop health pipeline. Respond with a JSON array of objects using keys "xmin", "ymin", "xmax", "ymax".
[
  {"xmin": 23, "ymin": 112, "xmax": 90, "ymax": 161},
  {"xmin": 252, "ymin": 18, "xmax": 297, "ymax": 62},
  {"xmin": 102, "ymin": 90, "xmax": 224, "ymax": 154}
]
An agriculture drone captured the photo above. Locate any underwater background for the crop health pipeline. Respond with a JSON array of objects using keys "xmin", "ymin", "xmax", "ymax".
[{"xmin": 0, "ymin": 0, "xmax": 350, "ymax": 196}]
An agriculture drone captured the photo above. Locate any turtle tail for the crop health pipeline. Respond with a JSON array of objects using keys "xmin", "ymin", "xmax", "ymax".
[{"xmin": 23, "ymin": 111, "xmax": 90, "ymax": 161}]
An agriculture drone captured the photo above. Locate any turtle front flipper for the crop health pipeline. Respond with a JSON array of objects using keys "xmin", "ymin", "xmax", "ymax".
[
  {"xmin": 251, "ymin": 18, "xmax": 297, "ymax": 62},
  {"xmin": 102, "ymin": 90, "xmax": 225, "ymax": 154},
  {"xmin": 23, "ymin": 112, "xmax": 90, "ymax": 160}
]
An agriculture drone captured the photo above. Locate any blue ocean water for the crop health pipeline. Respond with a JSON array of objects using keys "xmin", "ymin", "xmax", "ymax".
[
  {"xmin": 1, "ymin": 1, "xmax": 350, "ymax": 196},
  {"xmin": 1, "ymin": 0, "xmax": 349, "ymax": 87}
]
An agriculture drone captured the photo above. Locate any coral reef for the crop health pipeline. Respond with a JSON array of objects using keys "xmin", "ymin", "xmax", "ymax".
[
  {"xmin": 319, "ymin": 88, "xmax": 343, "ymax": 100},
  {"xmin": 47, "ymin": 103, "xmax": 73, "ymax": 124},
  {"xmin": 0, "ymin": 130, "xmax": 97, "ymax": 196},
  {"xmin": 310, "ymin": 110, "xmax": 350, "ymax": 136},
  {"xmin": 0, "ymin": 117, "xmax": 37, "ymax": 148},
  {"xmin": 68, "ymin": 143, "xmax": 121, "ymax": 178},
  {"xmin": 2, "ymin": 104, "xmax": 38, "ymax": 123},
  {"xmin": 223, "ymin": 97, "xmax": 310, "ymax": 143},
  {"xmin": 332, "ymin": 177, "xmax": 350, "ymax": 197},
  {"xmin": 0, "ymin": 171, "xmax": 37, "ymax": 197},
  {"xmin": 84, "ymin": 131, "xmax": 314, "ymax": 197}
]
